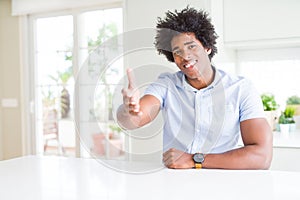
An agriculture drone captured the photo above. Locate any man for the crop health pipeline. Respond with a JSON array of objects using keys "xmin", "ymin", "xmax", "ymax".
[{"xmin": 117, "ymin": 7, "xmax": 272, "ymax": 169}]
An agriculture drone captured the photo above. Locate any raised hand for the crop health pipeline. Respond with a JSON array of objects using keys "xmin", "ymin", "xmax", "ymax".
[{"xmin": 121, "ymin": 68, "xmax": 142, "ymax": 116}]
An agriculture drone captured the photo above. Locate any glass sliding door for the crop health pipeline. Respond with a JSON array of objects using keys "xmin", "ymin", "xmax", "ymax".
[
  {"xmin": 35, "ymin": 15, "xmax": 75, "ymax": 156},
  {"xmin": 33, "ymin": 7, "xmax": 123, "ymax": 158},
  {"xmin": 76, "ymin": 8, "xmax": 124, "ymax": 159}
]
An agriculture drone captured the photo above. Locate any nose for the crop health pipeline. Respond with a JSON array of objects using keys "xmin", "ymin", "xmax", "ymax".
[{"xmin": 180, "ymin": 49, "xmax": 191, "ymax": 61}]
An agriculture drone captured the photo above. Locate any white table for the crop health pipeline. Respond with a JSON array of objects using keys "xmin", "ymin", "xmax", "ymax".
[{"xmin": 0, "ymin": 156, "xmax": 300, "ymax": 200}]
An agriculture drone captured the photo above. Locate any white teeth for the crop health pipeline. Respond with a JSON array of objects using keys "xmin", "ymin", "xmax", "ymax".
[{"xmin": 184, "ymin": 60, "xmax": 197, "ymax": 68}]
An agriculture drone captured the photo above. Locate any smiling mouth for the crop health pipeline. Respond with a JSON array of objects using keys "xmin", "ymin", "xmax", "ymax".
[{"xmin": 184, "ymin": 60, "xmax": 197, "ymax": 69}]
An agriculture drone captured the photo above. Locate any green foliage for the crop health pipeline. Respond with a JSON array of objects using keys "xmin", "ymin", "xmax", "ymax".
[
  {"xmin": 64, "ymin": 51, "xmax": 72, "ymax": 61},
  {"xmin": 278, "ymin": 113, "xmax": 289, "ymax": 124},
  {"xmin": 109, "ymin": 124, "xmax": 122, "ymax": 134},
  {"xmin": 279, "ymin": 107, "xmax": 296, "ymax": 124},
  {"xmin": 48, "ymin": 66, "xmax": 73, "ymax": 118},
  {"xmin": 286, "ymin": 95, "xmax": 300, "ymax": 105},
  {"xmin": 41, "ymin": 87, "xmax": 56, "ymax": 107},
  {"xmin": 87, "ymin": 23, "xmax": 118, "ymax": 53},
  {"xmin": 261, "ymin": 93, "xmax": 279, "ymax": 111},
  {"xmin": 48, "ymin": 66, "xmax": 73, "ymax": 85},
  {"xmin": 284, "ymin": 106, "xmax": 295, "ymax": 118}
]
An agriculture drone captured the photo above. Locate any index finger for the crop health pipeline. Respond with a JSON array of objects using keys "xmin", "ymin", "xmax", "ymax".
[{"xmin": 126, "ymin": 68, "xmax": 136, "ymax": 89}]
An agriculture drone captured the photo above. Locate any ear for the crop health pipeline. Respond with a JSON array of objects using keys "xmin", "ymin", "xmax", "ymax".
[{"xmin": 206, "ymin": 48, "xmax": 212, "ymax": 55}]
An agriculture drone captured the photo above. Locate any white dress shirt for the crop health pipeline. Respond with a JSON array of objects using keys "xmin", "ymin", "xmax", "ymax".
[{"xmin": 144, "ymin": 68, "xmax": 265, "ymax": 154}]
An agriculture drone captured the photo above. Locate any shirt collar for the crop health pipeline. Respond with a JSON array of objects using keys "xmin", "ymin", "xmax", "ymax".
[
  {"xmin": 207, "ymin": 66, "xmax": 222, "ymax": 89},
  {"xmin": 177, "ymin": 66, "xmax": 221, "ymax": 91}
]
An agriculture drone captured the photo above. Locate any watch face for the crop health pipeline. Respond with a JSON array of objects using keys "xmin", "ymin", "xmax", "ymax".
[{"xmin": 193, "ymin": 153, "xmax": 204, "ymax": 163}]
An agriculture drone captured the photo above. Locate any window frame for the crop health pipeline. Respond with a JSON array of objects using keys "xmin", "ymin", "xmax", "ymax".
[{"xmin": 24, "ymin": 3, "xmax": 124, "ymax": 157}]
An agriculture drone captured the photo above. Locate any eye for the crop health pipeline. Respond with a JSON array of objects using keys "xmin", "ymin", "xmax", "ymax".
[
  {"xmin": 188, "ymin": 44, "xmax": 196, "ymax": 49},
  {"xmin": 173, "ymin": 50, "xmax": 182, "ymax": 56}
]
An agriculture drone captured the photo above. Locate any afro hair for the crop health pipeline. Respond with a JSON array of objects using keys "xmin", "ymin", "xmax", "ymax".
[{"xmin": 155, "ymin": 6, "xmax": 218, "ymax": 62}]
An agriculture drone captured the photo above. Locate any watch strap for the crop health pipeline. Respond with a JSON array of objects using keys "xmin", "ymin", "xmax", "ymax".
[{"xmin": 195, "ymin": 163, "xmax": 202, "ymax": 169}]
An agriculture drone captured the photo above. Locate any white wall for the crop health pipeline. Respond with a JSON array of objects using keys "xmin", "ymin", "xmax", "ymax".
[
  {"xmin": 0, "ymin": 0, "xmax": 23, "ymax": 160},
  {"xmin": 223, "ymin": 0, "xmax": 300, "ymax": 44},
  {"xmin": 210, "ymin": 0, "xmax": 236, "ymax": 73}
]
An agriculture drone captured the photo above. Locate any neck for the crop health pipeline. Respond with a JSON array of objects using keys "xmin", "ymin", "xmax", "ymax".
[{"xmin": 186, "ymin": 66, "xmax": 215, "ymax": 90}]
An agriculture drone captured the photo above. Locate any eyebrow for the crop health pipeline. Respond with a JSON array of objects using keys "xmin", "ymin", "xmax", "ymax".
[{"xmin": 171, "ymin": 41, "xmax": 196, "ymax": 51}]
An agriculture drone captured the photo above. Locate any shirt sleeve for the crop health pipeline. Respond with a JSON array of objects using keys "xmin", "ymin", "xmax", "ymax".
[
  {"xmin": 144, "ymin": 72, "xmax": 171, "ymax": 109},
  {"xmin": 239, "ymin": 79, "xmax": 265, "ymax": 122}
]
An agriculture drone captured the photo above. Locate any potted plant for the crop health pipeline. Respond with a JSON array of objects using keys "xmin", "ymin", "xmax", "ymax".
[
  {"xmin": 278, "ymin": 112, "xmax": 290, "ymax": 134},
  {"xmin": 108, "ymin": 124, "xmax": 122, "ymax": 138},
  {"xmin": 92, "ymin": 124, "xmax": 124, "ymax": 158},
  {"xmin": 41, "ymin": 87, "xmax": 56, "ymax": 109},
  {"xmin": 261, "ymin": 93, "xmax": 279, "ymax": 111},
  {"xmin": 261, "ymin": 93, "xmax": 279, "ymax": 130},
  {"xmin": 107, "ymin": 124, "xmax": 124, "ymax": 157},
  {"xmin": 286, "ymin": 95, "xmax": 300, "ymax": 116},
  {"xmin": 284, "ymin": 106, "xmax": 296, "ymax": 132},
  {"xmin": 49, "ymin": 66, "xmax": 73, "ymax": 118}
]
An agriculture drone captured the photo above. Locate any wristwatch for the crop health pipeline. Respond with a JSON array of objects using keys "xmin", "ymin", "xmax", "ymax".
[{"xmin": 193, "ymin": 153, "xmax": 205, "ymax": 169}]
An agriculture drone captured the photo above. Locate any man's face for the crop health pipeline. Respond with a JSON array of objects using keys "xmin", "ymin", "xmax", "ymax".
[{"xmin": 171, "ymin": 32, "xmax": 212, "ymax": 80}]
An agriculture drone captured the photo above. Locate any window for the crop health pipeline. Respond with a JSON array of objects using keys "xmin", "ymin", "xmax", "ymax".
[
  {"xmin": 33, "ymin": 7, "xmax": 124, "ymax": 159},
  {"xmin": 237, "ymin": 47, "xmax": 300, "ymax": 110},
  {"xmin": 35, "ymin": 15, "xmax": 74, "ymax": 156}
]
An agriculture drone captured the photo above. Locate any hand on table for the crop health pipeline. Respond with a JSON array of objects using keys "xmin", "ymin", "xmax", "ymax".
[{"xmin": 163, "ymin": 148, "xmax": 194, "ymax": 169}]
